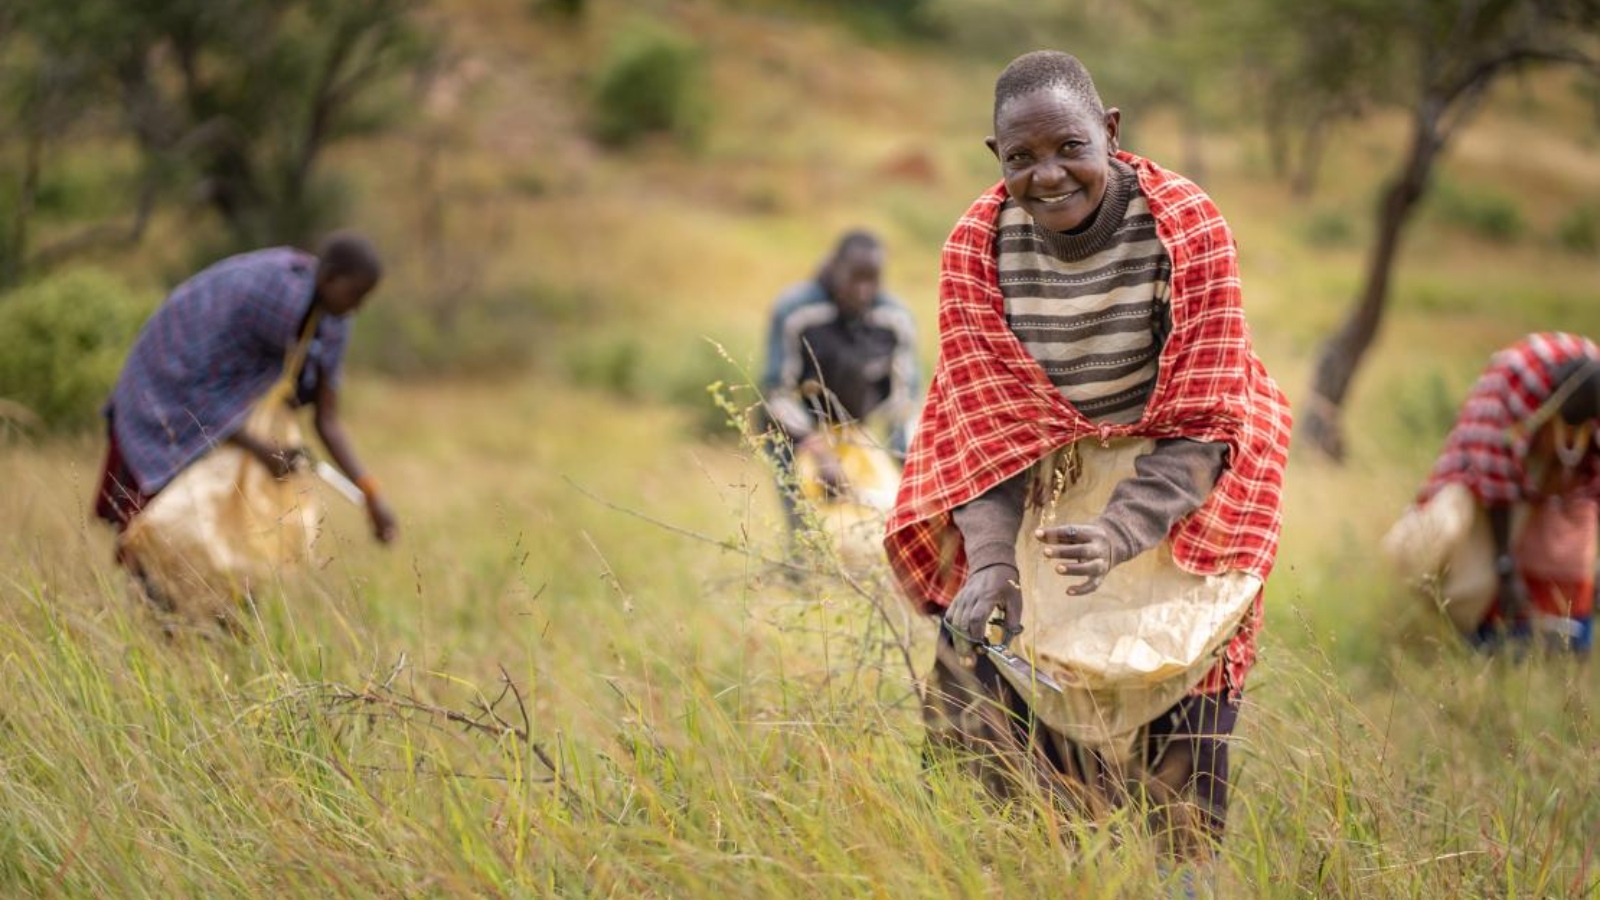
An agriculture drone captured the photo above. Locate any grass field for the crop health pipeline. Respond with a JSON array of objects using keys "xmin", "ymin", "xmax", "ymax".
[{"xmin": 5, "ymin": 1, "xmax": 1600, "ymax": 896}]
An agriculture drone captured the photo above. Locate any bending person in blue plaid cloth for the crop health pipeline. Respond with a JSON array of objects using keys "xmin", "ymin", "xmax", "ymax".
[{"xmin": 95, "ymin": 232, "xmax": 398, "ymax": 557}]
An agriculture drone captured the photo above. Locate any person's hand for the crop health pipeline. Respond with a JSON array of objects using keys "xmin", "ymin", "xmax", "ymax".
[
  {"xmin": 799, "ymin": 434, "xmax": 848, "ymax": 497},
  {"xmin": 945, "ymin": 563, "xmax": 1023, "ymax": 647},
  {"xmin": 366, "ymin": 492, "xmax": 399, "ymax": 544},
  {"xmin": 258, "ymin": 444, "xmax": 309, "ymax": 479},
  {"xmin": 1497, "ymin": 568, "xmax": 1530, "ymax": 623},
  {"xmin": 1036, "ymin": 522, "xmax": 1116, "ymax": 595}
]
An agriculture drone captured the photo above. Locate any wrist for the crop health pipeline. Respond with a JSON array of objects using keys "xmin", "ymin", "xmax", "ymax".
[{"xmin": 965, "ymin": 540, "xmax": 1019, "ymax": 574}]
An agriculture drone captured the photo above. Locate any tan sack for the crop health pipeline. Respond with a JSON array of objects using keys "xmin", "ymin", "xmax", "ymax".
[
  {"xmin": 119, "ymin": 384, "xmax": 321, "ymax": 629},
  {"xmin": 1380, "ymin": 482, "xmax": 1497, "ymax": 633},
  {"xmin": 1003, "ymin": 439, "xmax": 1260, "ymax": 761}
]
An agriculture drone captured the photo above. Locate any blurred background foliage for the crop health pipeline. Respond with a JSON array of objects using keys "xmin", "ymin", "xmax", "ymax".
[{"xmin": 0, "ymin": 0, "xmax": 1597, "ymax": 436}]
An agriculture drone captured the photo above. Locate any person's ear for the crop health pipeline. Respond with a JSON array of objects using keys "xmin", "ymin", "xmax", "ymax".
[
  {"xmin": 985, "ymin": 136, "xmax": 1000, "ymax": 162},
  {"xmin": 1104, "ymin": 108, "xmax": 1122, "ymax": 156}
]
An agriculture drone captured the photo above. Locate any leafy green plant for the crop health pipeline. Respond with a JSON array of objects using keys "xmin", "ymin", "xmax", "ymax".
[
  {"xmin": 0, "ymin": 267, "xmax": 154, "ymax": 430},
  {"xmin": 1428, "ymin": 180, "xmax": 1525, "ymax": 242},
  {"xmin": 1555, "ymin": 204, "xmax": 1598, "ymax": 254},
  {"xmin": 589, "ymin": 21, "xmax": 708, "ymax": 149},
  {"xmin": 1300, "ymin": 209, "xmax": 1357, "ymax": 248}
]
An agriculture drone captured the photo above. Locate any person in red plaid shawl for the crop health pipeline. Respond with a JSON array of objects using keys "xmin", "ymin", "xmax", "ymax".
[
  {"xmin": 887, "ymin": 51, "xmax": 1290, "ymax": 857},
  {"xmin": 1414, "ymin": 332, "xmax": 1600, "ymax": 653}
]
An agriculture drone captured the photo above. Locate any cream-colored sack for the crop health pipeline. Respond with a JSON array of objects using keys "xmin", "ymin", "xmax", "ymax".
[
  {"xmin": 796, "ymin": 425, "xmax": 901, "ymax": 570},
  {"xmin": 1000, "ymin": 439, "xmax": 1260, "ymax": 760},
  {"xmin": 120, "ymin": 383, "xmax": 321, "ymax": 631},
  {"xmin": 1381, "ymin": 482, "xmax": 1498, "ymax": 633}
]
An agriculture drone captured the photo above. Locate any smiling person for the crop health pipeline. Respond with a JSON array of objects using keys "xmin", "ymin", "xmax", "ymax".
[
  {"xmin": 96, "ymin": 231, "xmax": 398, "ymax": 589},
  {"xmin": 885, "ymin": 51, "xmax": 1291, "ymax": 859}
]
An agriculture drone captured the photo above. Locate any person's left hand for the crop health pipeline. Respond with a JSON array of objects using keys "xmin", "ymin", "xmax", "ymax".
[
  {"xmin": 1035, "ymin": 522, "xmax": 1116, "ymax": 595},
  {"xmin": 366, "ymin": 493, "xmax": 399, "ymax": 544}
]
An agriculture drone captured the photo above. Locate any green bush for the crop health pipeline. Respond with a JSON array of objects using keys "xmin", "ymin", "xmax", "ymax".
[
  {"xmin": 1555, "ymin": 204, "xmax": 1599, "ymax": 255},
  {"xmin": 527, "ymin": 0, "xmax": 584, "ymax": 19},
  {"xmin": 0, "ymin": 268, "xmax": 155, "ymax": 431},
  {"xmin": 1299, "ymin": 209, "xmax": 1356, "ymax": 248},
  {"xmin": 589, "ymin": 21, "xmax": 708, "ymax": 149},
  {"xmin": 348, "ymin": 282, "xmax": 578, "ymax": 379},
  {"xmin": 1428, "ymin": 180, "xmax": 1525, "ymax": 242}
]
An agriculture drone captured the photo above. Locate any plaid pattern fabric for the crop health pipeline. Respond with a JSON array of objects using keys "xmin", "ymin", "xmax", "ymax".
[
  {"xmin": 884, "ymin": 153, "xmax": 1291, "ymax": 693},
  {"xmin": 1419, "ymin": 332, "xmax": 1600, "ymax": 506},
  {"xmin": 108, "ymin": 248, "xmax": 350, "ymax": 494}
]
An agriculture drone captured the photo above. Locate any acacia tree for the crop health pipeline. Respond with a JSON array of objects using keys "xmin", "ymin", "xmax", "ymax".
[
  {"xmin": 1287, "ymin": 0, "xmax": 1600, "ymax": 460},
  {"xmin": 2, "ymin": 0, "xmax": 430, "ymax": 279}
]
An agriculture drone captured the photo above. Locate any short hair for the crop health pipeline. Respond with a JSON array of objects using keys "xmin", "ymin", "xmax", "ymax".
[
  {"xmin": 829, "ymin": 228, "xmax": 881, "ymax": 264},
  {"xmin": 993, "ymin": 50, "xmax": 1104, "ymax": 124},
  {"xmin": 316, "ymin": 229, "xmax": 383, "ymax": 280},
  {"xmin": 1554, "ymin": 355, "xmax": 1600, "ymax": 423}
]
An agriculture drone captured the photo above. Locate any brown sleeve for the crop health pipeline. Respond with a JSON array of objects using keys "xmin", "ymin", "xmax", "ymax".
[
  {"xmin": 1092, "ymin": 438, "xmax": 1227, "ymax": 566},
  {"xmin": 951, "ymin": 471, "xmax": 1028, "ymax": 572}
]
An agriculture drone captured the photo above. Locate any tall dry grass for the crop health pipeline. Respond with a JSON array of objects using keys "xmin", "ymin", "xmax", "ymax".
[
  {"xmin": 6, "ymin": 2, "xmax": 1600, "ymax": 896},
  {"xmin": 2, "ymin": 373, "xmax": 1597, "ymax": 898}
]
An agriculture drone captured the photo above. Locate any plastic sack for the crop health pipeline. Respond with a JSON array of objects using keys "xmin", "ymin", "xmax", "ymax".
[
  {"xmin": 1002, "ymin": 439, "xmax": 1260, "ymax": 760},
  {"xmin": 1380, "ymin": 482, "xmax": 1497, "ymax": 633},
  {"xmin": 795, "ymin": 425, "xmax": 901, "ymax": 569},
  {"xmin": 119, "ymin": 383, "xmax": 321, "ymax": 630}
]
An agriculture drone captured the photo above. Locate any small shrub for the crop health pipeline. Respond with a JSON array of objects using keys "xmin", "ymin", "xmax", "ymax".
[
  {"xmin": 1555, "ymin": 205, "xmax": 1599, "ymax": 255},
  {"xmin": 1391, "ymin": 367, "xmax": 1458, "ymax": 448},
  {"xmin": 1428, "ymin": 180, "xmax": 1525, "ymax": 242},
  {"xmin": 657, "ymin": 341, "xmax": 748, "ymax": 438},
  {"xmin": 564, "ymin": 336, "xmax": 642, "ymax": 398},
  {"xmin": 0, "ymin": 268, "xmax": 155, "ymax": 431},
  {"xmin": 528, "ymin": 0, "xmax": 584, "ymax": 19},
  {"xmin": 349, "ymin": 283, "xmax": 570, "ymax": 378},
  {"xmin": 589, "ymin": 21, "xmax": 708, "ymax": 150},
  {"xmin": 1299, "ymin": 209, "xmax": 1356, "ymax": 248}
]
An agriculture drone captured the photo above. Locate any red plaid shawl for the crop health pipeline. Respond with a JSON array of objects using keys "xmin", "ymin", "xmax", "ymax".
[
  {"xmin": 1419, "ymin": 332, "xmax": 1600, "ymax": 506},
  {"xmin": 884, "ymin": 154, "xmax": 1291, "ymax": 689}
]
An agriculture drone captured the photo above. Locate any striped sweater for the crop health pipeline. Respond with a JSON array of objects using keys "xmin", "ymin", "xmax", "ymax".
[{"xmin": 995, "ymin": 158, "xmax": 1171, "ymax": 424}]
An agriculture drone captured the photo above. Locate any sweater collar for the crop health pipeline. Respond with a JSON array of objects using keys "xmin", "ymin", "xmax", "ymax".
[{"xmin": 1029, "ymin": 157, "xmax": 1133, "ymax": 263}]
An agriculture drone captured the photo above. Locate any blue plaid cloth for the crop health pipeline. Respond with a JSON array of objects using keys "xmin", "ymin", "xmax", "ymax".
[{"xmin": 107, "ymin": 247, "xmax": 350, "ymax": 494}]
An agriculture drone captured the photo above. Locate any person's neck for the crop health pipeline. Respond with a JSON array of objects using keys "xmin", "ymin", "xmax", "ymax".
[{"xmin": 1032, "ymin": 158, "xmax": 1133, "ymax": 262}]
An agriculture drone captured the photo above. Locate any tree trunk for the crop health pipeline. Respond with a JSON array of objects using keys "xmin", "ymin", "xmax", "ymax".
[
  {"xmin": 1300, "ymin": 106, "xmax": 1441, "ymax": 460},
  {"xmin": 1290, "ymin": 112, "xmax": 1329, "ymax": 199}
]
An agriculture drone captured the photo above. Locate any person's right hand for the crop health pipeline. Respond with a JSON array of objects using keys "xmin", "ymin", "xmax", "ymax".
[
  {"xmin": 1497, "ymin": 570, "xmax": 1531, "ymax": 623},
  {"xmin": 944, "ymin": 563, "xmax": 1023, "ymax": 647},
  {"xmin": 799, "ymin": 434, "xmax": 849, "ymax": 497},
  {"xmin": 256, "ymin": 443, "xmax": 309, "ymax": 479},
  {"xmin": 366, "ymin": 492, "xmax": 399, "ymax": 544}
]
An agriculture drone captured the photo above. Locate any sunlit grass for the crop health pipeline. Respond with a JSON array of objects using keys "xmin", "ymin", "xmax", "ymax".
[
  {"xmin": 4, "ymin": 372, "xmax": 1599, "ymax": 897},
  {"xmin": 6, "ymin": 1, "xmax": 1600, "ymax": 895}
]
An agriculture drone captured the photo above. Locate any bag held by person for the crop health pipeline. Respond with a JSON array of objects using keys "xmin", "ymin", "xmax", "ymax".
[
  {"xmin": 1004, "ymin": 439, "xmax": 1260, "ymax": 761},
  {"xmin": 119, "ymin": 319, "xmax": 323, "ymax": 627}
]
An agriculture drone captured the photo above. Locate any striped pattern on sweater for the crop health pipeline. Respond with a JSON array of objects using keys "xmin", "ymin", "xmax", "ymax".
[{"xmin": 996, "ymin": 162, "xmax": 1171, "ymax": 424}]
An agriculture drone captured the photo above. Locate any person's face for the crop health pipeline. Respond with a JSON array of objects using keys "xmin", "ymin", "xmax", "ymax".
[
  {"xmin": 828, "ymin": 247, "xmax": 883, "ymax": 318},
  {"xmin": 987, "ymin": 87, "xmax": 1120, "ymax": 233},
  {"xmin": 317, "ymin": 271, "xmax": 379, "ymax": 317}
]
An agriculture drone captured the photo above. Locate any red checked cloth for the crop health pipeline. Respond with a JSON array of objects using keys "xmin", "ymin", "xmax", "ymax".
[
  {"xmin": 884, "ymin": 152, "xmax": 1292, "ymax": 694},
  {"xmin": 1418, "ymin": 332, "xmax": 1600, "ymax": 506}
]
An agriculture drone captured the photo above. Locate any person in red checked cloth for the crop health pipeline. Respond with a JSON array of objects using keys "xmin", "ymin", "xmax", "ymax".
[
  {"xmin": 1405, "ymin": 333, "xmax": 1600, "ymax": 654},
  {"xmin": 885, "ymin": 50, "xmax": 1291, "ymax": 858}
]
